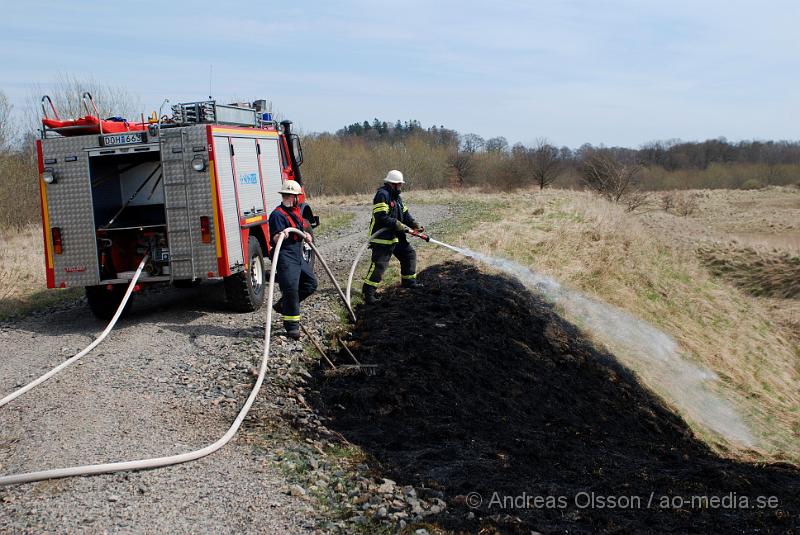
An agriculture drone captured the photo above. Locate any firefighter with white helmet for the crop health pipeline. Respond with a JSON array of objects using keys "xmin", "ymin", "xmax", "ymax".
[
  {"xmin": 362, "ymin": 170, "xmax": 424, "ymax": 304},
  {"xmin": 268, "ymin": 180, "xmax": 317, "ymax": 339}
]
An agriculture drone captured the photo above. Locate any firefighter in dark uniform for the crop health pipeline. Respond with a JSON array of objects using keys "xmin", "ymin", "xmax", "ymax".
[
  {"xmin": 269, "ymin": 180, "xmax": 318, "ymax": 339},
  {"xmin": 362, "ymin": 170, "xmax": 424, "ymax": 304}
]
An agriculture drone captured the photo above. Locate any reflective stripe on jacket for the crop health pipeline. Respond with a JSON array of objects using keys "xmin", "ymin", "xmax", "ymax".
[{"xmin": 368, "ymin": 185, "xmax": 417, "ymax": 245}]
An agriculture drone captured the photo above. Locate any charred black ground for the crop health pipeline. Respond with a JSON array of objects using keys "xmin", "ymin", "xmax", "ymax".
[{"xmin": 309, "ymin": 261, "xmax": 800, "ymax": 534}]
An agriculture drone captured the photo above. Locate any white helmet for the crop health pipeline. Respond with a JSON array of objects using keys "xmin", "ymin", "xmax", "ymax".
[
  {"xmin": 278, "ymin": 180, "xmax": 302, "ymax": 195},
  {"xmin": 384, "ymin": 169, "xmax": 405, "ymax": 184}
]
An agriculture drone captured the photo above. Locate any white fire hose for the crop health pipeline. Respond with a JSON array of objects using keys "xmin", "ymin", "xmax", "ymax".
[
  {"xmin": 0, "ymin": 256, "xmax": 149, "ymax": 409},
  {"xmin": 345, "ymin": 227, "xmax": 432, "ymax": 308},
  {"xmin": 0, "ymin": 228, "xmax": 353, "ymax": 486}
]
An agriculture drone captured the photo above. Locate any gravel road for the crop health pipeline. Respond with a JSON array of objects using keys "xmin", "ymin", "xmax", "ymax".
[{"xmin": 0, "ymin": 203, "xmax": 451, "ymax": 533}]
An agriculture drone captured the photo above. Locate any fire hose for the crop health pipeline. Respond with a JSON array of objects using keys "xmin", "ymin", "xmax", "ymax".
[
  {"xmin": 0, "ymin": 256, "xmax": 149, "ymax": 409},
  {"xmin": 0, "ymin": 228, "xmax": 353, "ymax": 486},
  {"xmin": 345, "ymin": 226, "xmax": 430, "ymax": 308}
]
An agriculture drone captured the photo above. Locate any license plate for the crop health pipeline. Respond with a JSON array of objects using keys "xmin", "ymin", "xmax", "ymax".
[{"xmin": 100, "ymin": 132, "xmax": 147, "ymax": 146}]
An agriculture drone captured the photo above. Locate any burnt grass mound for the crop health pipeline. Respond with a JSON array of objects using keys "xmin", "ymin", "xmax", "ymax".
[{"xmin": 309, "ymin": 261, "xmax": 800, "ymax": 534}]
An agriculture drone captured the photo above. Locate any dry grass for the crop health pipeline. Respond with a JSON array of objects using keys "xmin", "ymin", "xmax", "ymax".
[
  {"xmin": 0, "ymin": 152, "xmax": 39, "ymax": 227},
  {"xmin": 0, "ymin": 224, "xmax": 44, "ymax": 300},
  {"xmin": 0, "ymin": 223, "xmax": 81, "ymax": 319},
  {"xmin": 699, "ymin": 245, "xmax": 800, "ymax": 299},
  {"xmin": 413, "ymin": 187, "xmax": 799, "ymax": 463}
]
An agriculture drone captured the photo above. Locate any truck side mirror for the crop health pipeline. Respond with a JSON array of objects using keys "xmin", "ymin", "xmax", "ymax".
[{"xmin": 291, "ymin": 134, "xmax": 303, "ymax": 166}]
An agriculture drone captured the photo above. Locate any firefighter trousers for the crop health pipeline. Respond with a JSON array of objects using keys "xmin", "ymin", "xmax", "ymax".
[
  {"xmin": 276, "ymin": 248, "xmax": 318, "ymax": 324},
  {"xmin": 363, "ymin": 240, "xmax": 417, "ymax": 287}
]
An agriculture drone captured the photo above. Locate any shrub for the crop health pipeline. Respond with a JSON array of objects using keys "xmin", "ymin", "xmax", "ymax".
[
  {"xmin": 740, "ymin": 179, "xmax": 764, "ymax": 190},
  {"xmin": 579, "ymin": 151, "xmax": 642, "ymax": 202},
  {"xmin": 673, "ymin": 192, "xmax": 699, "ymax": 216}
]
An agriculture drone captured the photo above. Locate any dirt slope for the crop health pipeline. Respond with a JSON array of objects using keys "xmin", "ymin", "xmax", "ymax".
[{"xmin": 311, "ymin": 261, "xmax": 800, "ymax": 534}]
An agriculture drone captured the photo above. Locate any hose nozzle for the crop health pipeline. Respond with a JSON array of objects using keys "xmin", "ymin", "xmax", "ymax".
[{"xmin": 409, "ymin": 229, "xmax": 430, "ymax": 242}]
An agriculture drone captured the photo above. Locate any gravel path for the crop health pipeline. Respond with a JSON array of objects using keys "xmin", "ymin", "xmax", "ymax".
[{"xmin": 0, "ymin": 202, "xmax": 451, "ymax": 533}]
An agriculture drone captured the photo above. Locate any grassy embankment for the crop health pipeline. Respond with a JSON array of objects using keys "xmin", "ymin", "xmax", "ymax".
[{"xmin": 405, "ymin": 187, "xmax": 799, "ymax": 464}]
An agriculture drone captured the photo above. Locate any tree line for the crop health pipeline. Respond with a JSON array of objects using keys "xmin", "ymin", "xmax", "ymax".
[
  {"xmin": 301, "ymin": 118, "xmax": 800, "ymax": 198},
  {"xmin": 1, "ymin": 83, "xmax": 799, "ymax": 227}
]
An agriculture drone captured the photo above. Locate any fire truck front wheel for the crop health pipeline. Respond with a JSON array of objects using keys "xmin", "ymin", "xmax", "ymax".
[
  {"xmin": 85, "ymin": 285, "xmax": 133, "ymax": 320},
  {"xmin": 224, "ymin": 236, "xmax": 266, "ymax": 312}
]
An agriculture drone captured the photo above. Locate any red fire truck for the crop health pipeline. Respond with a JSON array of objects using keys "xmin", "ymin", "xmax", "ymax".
[{"xmin": 36, "ymin": 94, "xmax": 317, "ymax": 318}]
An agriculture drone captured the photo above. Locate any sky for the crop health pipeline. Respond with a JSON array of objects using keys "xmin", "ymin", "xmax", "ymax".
[{"xmin": 1, "ymin": 0, "xmax": 798, "ymax": 148}]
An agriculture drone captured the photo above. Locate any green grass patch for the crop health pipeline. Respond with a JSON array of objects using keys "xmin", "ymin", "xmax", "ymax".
[
  {"xmin": 426, "ymin": 199, "xmax": 508, "ymax": 242},
  {"xmin": 315, "ymin": 208, "xmax": 356, "ymax": 239}
]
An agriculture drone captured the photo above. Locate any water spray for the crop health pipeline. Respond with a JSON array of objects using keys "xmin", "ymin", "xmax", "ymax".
[{"xmin": 345, "ymin": 230, "xmax": 755, "ymax": 447}]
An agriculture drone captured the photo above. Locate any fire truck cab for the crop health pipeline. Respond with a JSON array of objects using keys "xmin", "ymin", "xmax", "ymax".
[{"xmin": 37, "ymin": 96, "xmax": 317, "ymax": 318}]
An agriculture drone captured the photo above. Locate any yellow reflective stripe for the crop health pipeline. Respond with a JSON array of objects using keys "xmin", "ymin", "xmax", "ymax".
[
  {"xmin": 401, "ymin": 274, "xmax": 416, "ymax": 279},
  {"xmin": 402, "ymin": 204, "xmax": 408, "ymax": 213},
  {"xmin": 373, "ymin": 203, "xmax": 389, "ymax": 213},
  {"xmin": 282, "ymin": 315, "xmax": 301, "ymax": 321},
  {"xmin": 362, "ymin": 278, "xmax": 379, "ymax": 287},
  {"xmin": 39, "ymin": 177, "xmax": 53, "ymax": 269},
  {"xmin": 212, "ymin": 127, "xmax": 280, "ymax": 138},
  {"xmin": 368, "ymin": 213, "xmax": 397, "ymax": 243}
]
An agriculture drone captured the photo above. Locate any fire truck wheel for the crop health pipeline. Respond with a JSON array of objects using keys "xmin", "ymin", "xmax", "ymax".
[
  {"xmin": 85, "ymin": 284, "xmax": 134, "ymax": 320},
  {"xmin": 224, "ymin": 236, "xmax": 266, "ymax": 312}
]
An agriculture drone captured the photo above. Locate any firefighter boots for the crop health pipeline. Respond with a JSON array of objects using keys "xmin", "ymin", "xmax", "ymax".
[
  {"xmin": 401, "ymin": 278, "xmax": 424, "ymax": 289},
  {"xmin": 284, "ymin": 321, "xmax": 301, "ymax": 340},
  {"xmin": 362, "ymin": 284, "xmax": 380, "ymax": 304}
]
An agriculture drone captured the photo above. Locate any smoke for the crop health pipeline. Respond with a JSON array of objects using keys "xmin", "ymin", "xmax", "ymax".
[{"xmin": 434, "ymin": 240, "xmax": 755, "ymax": 447}]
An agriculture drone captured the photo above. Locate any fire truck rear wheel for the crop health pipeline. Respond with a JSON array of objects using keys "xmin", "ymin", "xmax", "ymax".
[
  {"xmin": 224, "ymin": 236, "xmax": 266, "ymax": 312},
  {"xmin": 85, "ymin": 285, "xmax": 133, "ymax": 320}
]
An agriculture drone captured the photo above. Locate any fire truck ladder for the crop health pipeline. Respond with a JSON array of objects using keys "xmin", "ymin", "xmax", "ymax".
[{"xmin": 159, "ymin": 129, "xmax": 196, "ymax": 279}]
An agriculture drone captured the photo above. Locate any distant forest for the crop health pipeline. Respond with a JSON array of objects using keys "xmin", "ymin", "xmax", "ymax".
[
  {"xmin": 336, "ymin": 118, "xmax": 800, "ymax": 169},
  {"xmin": 300, "ymin": 118, "xmax": 800, "ymax": 197}
]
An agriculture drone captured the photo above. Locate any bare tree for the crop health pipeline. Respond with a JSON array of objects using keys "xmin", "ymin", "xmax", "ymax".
[
  {"xmin": 485, "ymin": 136, "xmax": 508, "ymax": 153},
  {"xmin": 622, "ymin": 190, "xmax": 650, "ymax": 213},
  {"xmin": 529, "ymin": 138, "xmax": 562, "ymax": 189},
  {"xmin": 448, "ymin": 151, "xmax": 474, "ymax": 186},
  {"xmin": 460, "ymin": 133, "xmax": 485, "ymax": 153},
  {"xmin": 579, "ymin": 150, "xmax": 642, "ymax": 202},
  {"xmin": 0, "ymin": 90, "xmax": 14, "ymax": 149},
  {"xmin": 24, "ymin": 73, "xmax": 143, "ymax": 135}
]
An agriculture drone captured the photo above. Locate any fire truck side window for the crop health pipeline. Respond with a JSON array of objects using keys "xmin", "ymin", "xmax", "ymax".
[{"xmin": 279, "ymin": 139, "xmax": 289, "ymax": 170}]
